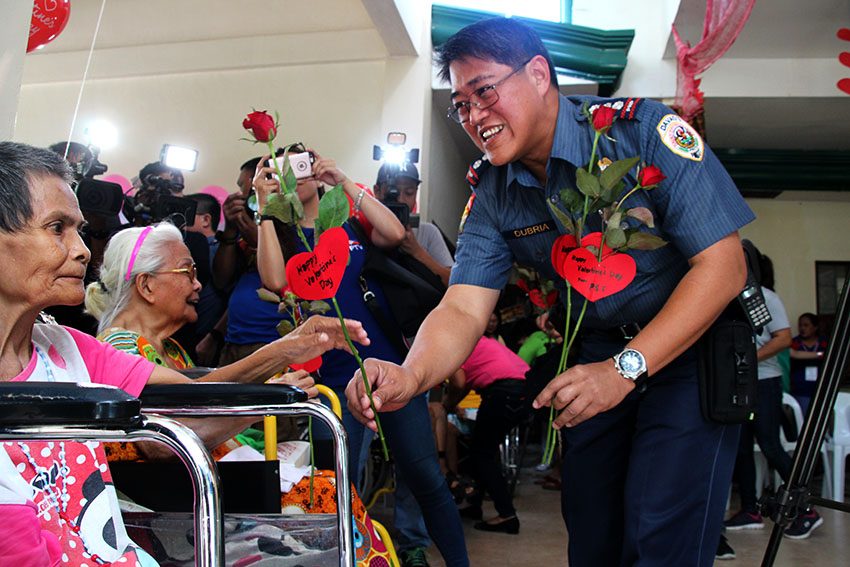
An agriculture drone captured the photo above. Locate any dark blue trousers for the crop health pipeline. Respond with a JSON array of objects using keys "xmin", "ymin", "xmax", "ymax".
[{"xmin": 560, "ymin": 335, "xmax": 740, "ymax": 567}]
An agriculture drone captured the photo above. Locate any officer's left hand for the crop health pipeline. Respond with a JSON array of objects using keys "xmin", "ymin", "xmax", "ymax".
[{"xmin": 533, "ymin": 360, "xmax": 634, "ymax": 428}]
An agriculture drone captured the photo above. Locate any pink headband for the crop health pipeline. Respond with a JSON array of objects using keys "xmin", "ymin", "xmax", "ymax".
[{"xmin": 125, "ymin": 226, "xmax": 153, "ymax": 282}]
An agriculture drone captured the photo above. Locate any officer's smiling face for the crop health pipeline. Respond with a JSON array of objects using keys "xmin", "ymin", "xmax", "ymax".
[{"xmin": 449, "ymin": 56, "xmax": 549, "ymax": 168}]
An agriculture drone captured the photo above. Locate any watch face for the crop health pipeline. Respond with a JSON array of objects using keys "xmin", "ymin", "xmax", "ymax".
[{"xmin": 619, "ymin": 350, "xmax": 645, "ymax": 376}]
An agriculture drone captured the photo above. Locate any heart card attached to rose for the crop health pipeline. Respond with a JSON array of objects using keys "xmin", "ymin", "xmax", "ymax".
[
  {"xmin": 286, "ymin": 227, "xmax": 349, "ymax": 300},
  {"xmin": 563, "ymin": 247, "xmax": 636, "ymax": 302},
  {"xmin": 551, "ymin": 234, "xmax": 578, "ymax": 279}
]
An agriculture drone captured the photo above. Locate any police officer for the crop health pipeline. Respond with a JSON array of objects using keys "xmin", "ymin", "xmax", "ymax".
[{"xmin": 347, "ymin": 17, "xmax": 754, "ymax": 567}]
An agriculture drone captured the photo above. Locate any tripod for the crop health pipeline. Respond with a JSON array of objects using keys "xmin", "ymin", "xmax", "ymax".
[{"xmin": 761, "ymin": 279, "xmax": 850, "ymax": 566}]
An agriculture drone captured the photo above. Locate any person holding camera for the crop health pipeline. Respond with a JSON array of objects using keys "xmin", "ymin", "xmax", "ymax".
[
  {"xmin": 254, "ymin": 146, "xmax": 469, "ymax": 567},
  {"xmin": 348, "ymin": 17, "xmax": 754, "ymax": 567},
  {"xmin": 373, "ymin": 162, "xmax": 454, "ymax": 286}
]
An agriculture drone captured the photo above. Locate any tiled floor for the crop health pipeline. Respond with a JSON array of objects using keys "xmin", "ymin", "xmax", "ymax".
[{"xmin": 372, "ymin": 458, "xmax": 850, "ymax": 566}]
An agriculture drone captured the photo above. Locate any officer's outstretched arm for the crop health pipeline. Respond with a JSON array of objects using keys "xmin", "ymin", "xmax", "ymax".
[{"xmin": 347, "ymin": 284, "xmax": 499, "ymax": 429}]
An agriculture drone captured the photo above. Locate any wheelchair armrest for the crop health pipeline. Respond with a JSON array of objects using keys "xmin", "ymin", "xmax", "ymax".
[
  {"xmin": 139, "ymin": 382, "xmax": 308, "ymax": 407},
  {"xmin": 0, "ymin": 382, "xmax": 142, "ymax": 427}
]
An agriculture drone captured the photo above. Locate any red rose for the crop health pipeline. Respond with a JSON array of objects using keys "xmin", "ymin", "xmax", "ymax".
[
  {"xmin": 638, "ymin": 164, "xmax": 666, "ymax": 188},
  {"xmin": 591, "ymin": 105, "xmax": 616, "ymax": 134},
  {"xmin": 243, "ymin": 110, "xmax": 277, "ymax": 143}
]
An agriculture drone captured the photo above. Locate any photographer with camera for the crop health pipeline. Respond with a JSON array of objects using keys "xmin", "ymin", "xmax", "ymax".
[{"xmin": 373, "ymin": 162, "xmax": 453, "ymax": 287}]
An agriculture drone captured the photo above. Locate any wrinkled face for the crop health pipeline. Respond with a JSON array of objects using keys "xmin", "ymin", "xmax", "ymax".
[
  {"xmin": 798, "ymin": 316, "xmax": 818, "ymax": 339},
  {"xmin": 374, "ymin": 176, "xmax": 419, "ymax": 212},
  {"xmin": 145, "ymin": 240, "xmax": 201, "ymax": 326},
  {"xmin": 449, "ymin": 56, "xmax": 540, "ymax": 167},
  {"xmin": 0, "ymin": 175, "xmax": 91, "ymax": 310}
]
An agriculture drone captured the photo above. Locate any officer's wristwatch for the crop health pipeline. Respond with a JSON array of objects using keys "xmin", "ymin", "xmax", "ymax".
[{"xmin": 613, "ymin": 348, "xmax": 648, "ymax": 388}]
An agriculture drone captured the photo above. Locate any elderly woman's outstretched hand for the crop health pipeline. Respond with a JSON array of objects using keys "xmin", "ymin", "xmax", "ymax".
[
  {"xmin": 275, "ymin": 315, "xmax": 370, "ymax": 364},
  {"xmin": 266, "ymin": 369, "xmax": 318, "ymax": 398}
]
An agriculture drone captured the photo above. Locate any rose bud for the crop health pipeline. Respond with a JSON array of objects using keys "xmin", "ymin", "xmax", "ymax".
[
  {"xmin": 591, "ymin": 105, "xmax": 616, "ymax": 134},
  {"xmin": 637, "ymin": 164, "xmax": 666, "ymax": 189},
  {"xmin": 243, "ymin": 110, "xmax": 277, "ymax": 143}
]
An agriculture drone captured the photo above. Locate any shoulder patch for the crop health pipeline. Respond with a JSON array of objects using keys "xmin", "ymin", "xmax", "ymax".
[
  {"xmin": 458, "ymin": 192, "xmax": 476, "ymax": 234},
  {"xmin": 656, "ymin": 114, "xmax": 704, "ymax": 162},
  {"xmin": 465, "ymin": 157, "xmax": 489, "ymax": 187},
  {"xmin": 586, "ymin": 98, "xmax": 644, "ymax": 121}
]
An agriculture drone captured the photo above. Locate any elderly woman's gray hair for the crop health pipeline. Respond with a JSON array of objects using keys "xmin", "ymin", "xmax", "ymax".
[
  {"xmin": 85, "ymin": 222, "xmax": 184, "ymax": 332},
  {"xmin": 0, "ymin": 141, "xmax": 73, "ymax": 232}
]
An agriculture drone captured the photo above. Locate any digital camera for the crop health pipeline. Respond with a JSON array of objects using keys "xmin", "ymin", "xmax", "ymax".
[{"xmin": 288, "ymin": 151, "xmax": 315, "ymax": 179}]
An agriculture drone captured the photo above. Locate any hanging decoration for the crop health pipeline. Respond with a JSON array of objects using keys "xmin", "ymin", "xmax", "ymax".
[
  {"xmin": 27, "ymin": 0, "xmax": 72, "ymax": 53},
  {"xmin": 838, "ymin": 28, "xmax": 850, "ymax": 96},
  {"xmin": 671, "ymin": 0, "xmax": 757, "ymax": 136}
]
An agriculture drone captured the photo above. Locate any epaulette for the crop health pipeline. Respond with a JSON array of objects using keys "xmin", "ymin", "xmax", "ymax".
[
  {"xmin": 583, "ymin": 97, "xmax": 645, "ymax": 122},
  {"xmin": 465, "ymin": 156, "xmax": 490, "ymax": 188}
]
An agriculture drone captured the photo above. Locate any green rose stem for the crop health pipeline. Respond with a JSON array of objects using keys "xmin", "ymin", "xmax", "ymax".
[{"xmin": 542, "ymin": 128, "xmax": 603, "ymax": 464}]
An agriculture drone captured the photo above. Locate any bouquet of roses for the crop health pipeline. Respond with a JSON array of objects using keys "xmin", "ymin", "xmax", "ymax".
[
  {"xmin": 242, "ymin": 110, "xmax": 389, "ymax": 464},
  {"xmin": 540, "ymin": 104, "xmax": 667, "ymax": 464}
]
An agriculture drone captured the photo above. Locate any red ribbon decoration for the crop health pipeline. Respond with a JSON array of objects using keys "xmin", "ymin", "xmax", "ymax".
[
  {"xmin": 285, "ymin": 227, "xmax": 349, "ymax": 300},
  {"xmin": 27, "ymin": 0, "xmax": 72, "ymax": 53}
]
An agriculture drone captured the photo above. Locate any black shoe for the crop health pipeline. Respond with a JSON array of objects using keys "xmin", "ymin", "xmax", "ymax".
[
  {"xmin": 716, "ymin": 535, "xmax": 736, "ymax": 560},
  {"xmin": 458, "ymin": 504, "xmax": 482, "ymax": 520},
  {"xmin": 399, "ymin": 546, "xmax": 430, "ymax": 567},
  {"xmin": 473, "ymin": 516, "xmax": 520, "ymax": 534},
  {"xmin": 784, "ymin": 509, "xmax": 823, "ymax": 540}
]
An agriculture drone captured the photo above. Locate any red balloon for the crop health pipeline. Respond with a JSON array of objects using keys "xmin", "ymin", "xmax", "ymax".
[{"xmin": 27, "ymin": 0, "xmax": 71, "ymax": 53}]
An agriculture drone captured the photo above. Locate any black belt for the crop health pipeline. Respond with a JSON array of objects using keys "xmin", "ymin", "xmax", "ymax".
[{"xmin": 580, "ymin": 322, "xmax": 644, "ymax": 341}]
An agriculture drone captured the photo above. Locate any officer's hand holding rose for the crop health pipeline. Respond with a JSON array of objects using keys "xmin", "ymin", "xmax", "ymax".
[
  {"xmin": 533, "ymin": 360, "xmax": 635, "ymax": 428},
  {"xmin": 347, "ymin": 359, "xmax": 420, "ymax": 431}
]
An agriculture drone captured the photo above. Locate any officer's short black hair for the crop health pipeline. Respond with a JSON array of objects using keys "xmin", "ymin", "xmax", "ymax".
[
  {"xmin": 188, "ymin": 193, "xmax": 221, "ymax": 225},
  {"xmin": 435, "ymin": 17, "xmax": 558, "ymax": 88},
  {"xmin": 0, "ymin": 141, "xmax": 73, "ymax": 233}
]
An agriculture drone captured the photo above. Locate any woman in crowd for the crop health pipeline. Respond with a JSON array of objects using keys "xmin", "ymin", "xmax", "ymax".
[
  {"xmin": 790, "ymin": 312, "xmax": 828, "ymax": 415},
  {"xmin": 443, "ymin": 335, "xmax": 530, "ymax": 534},
  {"xmin": 253, "ymin": 147, "xmax": 469, "ymax": 566},
  {"xmin": 0, "ymin": 141, "xmax": 367, "ymax": 565}
]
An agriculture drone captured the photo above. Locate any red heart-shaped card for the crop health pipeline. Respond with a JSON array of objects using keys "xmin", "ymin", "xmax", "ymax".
[
  {"xmin": 563, "ymin": 248, "xmax": 636, "ymax": 302},
  {"xmin": 580, "ymin": 232, "xmax": 614, "ymax": 258},
  {"xmin": 290, "ymin": 356, "xmax": 323, "ymax": 373},
  {"xmin": 551, "ymin": 234, "xmax": 578, "ymax": 278},
  {"xmin": 285, "ymin": 227, "xmax": 349, "ymax": 300}
]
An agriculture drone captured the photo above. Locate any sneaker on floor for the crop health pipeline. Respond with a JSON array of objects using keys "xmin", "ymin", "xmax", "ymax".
[
  {"xmin": 724, "ymin": 510, "xmax": 764, "ymax": 530},
  {"xmin": 399, "ymin": 547, "xmax": 430, "ymax": 567},
  {"xmin": 784, "ymin": 509, "xmax": 823, "ymax": 540},
  {"xmin": 716, "ymin": 535, "xmax": 736, "ymax": 560}
]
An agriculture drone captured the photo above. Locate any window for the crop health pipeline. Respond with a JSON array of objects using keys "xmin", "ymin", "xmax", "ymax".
[
  {"xmin": 433, "ymin": 0, "xmax": 569, "ymax": 23},
  {"xmin": 816, "ymin": 261, "xmax": 850, "ymax": 316}
]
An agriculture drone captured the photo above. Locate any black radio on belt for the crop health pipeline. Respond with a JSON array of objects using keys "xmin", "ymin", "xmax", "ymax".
[{"xmin": 736, "ymin": 240, "xmax": 772, "ymax": 331}]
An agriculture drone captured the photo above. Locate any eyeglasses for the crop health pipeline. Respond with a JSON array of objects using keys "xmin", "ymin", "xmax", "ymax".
[
  {"xmin": 446, "ymin": 58, "xmax": 533, "ymax": 124},
  {"xmin": 151, "ymin": 263, "xmax": 197, "ymax": 282}
]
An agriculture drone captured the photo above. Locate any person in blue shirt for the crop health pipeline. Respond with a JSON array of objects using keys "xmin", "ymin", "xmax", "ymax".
[
  {"xmin": 348, "ymin": 17, "xmax": 754, "ymax": 567},
  {"xmin": 253, "ymin": 146, "xmax": 468, "ymax": 567}
]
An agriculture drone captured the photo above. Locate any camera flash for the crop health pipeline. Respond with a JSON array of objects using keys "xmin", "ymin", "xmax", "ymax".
[
  {"xmin": 161, "ymin": 144, "xmax": 199, "ymax": 171},
  {"xmin": 84, "ymin": 120, "xmax": 118, "ymax": 151}
]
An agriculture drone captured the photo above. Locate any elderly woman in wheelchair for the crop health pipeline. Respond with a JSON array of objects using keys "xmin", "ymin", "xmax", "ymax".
[{"xmin": 0, "ymin": 141, "xmax": 368, "ymax": 565}]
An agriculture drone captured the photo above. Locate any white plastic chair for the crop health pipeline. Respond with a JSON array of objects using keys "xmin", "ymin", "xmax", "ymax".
[{"xmin": 823, "ymin": 391, "xmax": 850, "ymax": 502}]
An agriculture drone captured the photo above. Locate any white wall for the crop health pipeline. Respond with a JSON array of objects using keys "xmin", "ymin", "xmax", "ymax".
[
  {"xmin": 16, "ymin": 60, "xmax": 388, "ymax": 192},
  {"xmin": 741, "ymin": 199, "xmax": 850, "ymax": 326}
]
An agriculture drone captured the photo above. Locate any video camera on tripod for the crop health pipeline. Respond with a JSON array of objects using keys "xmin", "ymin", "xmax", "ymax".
[{"xmin": 373, "ymin": 132, "xmax": 420, "ymax": 228}]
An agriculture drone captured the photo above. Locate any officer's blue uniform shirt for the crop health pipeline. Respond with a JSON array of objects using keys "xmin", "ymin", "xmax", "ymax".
[{"xmin": 449, "ymin": 94, "xmax": 755, "ymax": 328}]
